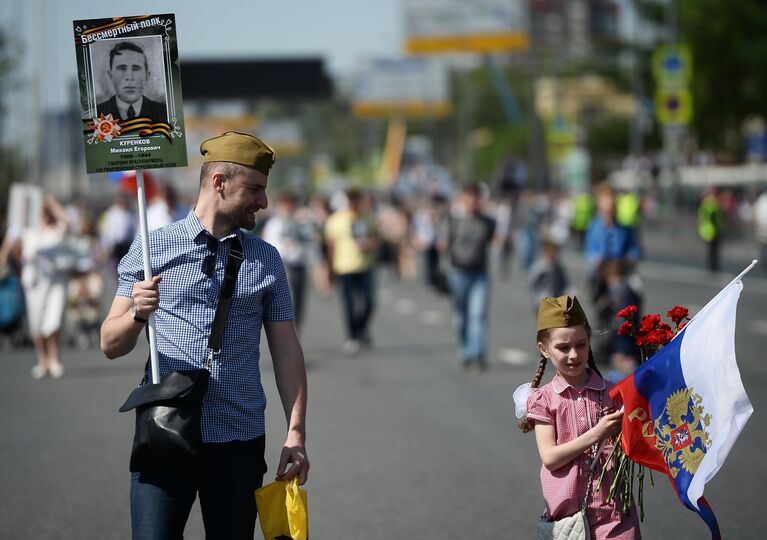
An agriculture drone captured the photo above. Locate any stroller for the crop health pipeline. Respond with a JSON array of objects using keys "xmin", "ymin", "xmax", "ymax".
[{"xmin": 0, "ymin": 269, "xmax": 25, "ymax": 348}]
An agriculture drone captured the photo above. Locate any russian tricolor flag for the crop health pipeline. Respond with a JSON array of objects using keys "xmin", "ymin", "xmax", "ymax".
[{"xmin": 610, "ymin": 278, "xmax": 753, "ymax": 539}]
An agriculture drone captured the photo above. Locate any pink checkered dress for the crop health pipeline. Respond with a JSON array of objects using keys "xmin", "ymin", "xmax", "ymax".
[{"xmin": 526, "ymin": 369, "xmax": 641, "ymax": 539}]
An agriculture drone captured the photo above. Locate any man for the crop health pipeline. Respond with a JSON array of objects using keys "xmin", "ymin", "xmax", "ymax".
[
  {"xmin": 583, "ymin": 182, "xmax": 641, "ymax": 362},
  {"xmin": 324, "ymin": 189, "xmax": 378, "ymax": 355},
  {"xmin": 97, "ymin": 41, "xmax": 167, "ymax": 123},
  {"xmin": 100, "ymin": 132, "xmax": 309, "ymax": 539},
  {"xmin": 697, "ymin": 187, "xmax": 724, "ymax": 273},
  {"xmin": 261, "ymin": 192, "xmax": 312, "ymax": 331},
  {"xmin": 99, "ymin": 193, "xmax": 136, "ymax": 270},
  {"xmin": 441, "ymin": 184, "xmax": 496, "ymax": 371}
]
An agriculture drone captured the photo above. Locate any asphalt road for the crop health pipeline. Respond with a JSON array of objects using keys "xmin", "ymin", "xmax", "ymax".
[{"xmin": 1, "ymin": 244, "xmax": 765, "ymax": 539}]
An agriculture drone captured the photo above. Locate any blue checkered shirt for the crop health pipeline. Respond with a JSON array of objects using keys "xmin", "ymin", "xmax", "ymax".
[{"xmin": 116, "ymin": 211, "xmax": 294, "ymax": 443}]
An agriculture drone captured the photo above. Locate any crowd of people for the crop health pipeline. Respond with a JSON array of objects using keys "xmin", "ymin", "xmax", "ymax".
[
  {"xmin": 2, "ymin": 170, "xmax": 765, "ymax": 382},
  {"xmin": 2, "ymin": 129, "xmax": 766, "ymax": 538}
]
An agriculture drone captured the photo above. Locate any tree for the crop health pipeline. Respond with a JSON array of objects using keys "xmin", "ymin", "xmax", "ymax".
[
  {"xmin": 635, "ymin": 0, "xmax": 767, "ymax": 152},
  {"xmin": 0, "ymin": 28, "xmax": 24, "ymax": 210}
]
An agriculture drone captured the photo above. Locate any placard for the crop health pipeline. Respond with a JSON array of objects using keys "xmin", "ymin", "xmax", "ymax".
[{"xmin": 73, "ymin": 14, "xmax": 187, "ymax": 173}]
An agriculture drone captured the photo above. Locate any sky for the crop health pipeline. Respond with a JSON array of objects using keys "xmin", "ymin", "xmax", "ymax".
[{"xmin": 1, "ymin": 0, "xmax": 403, "ymax": 112}]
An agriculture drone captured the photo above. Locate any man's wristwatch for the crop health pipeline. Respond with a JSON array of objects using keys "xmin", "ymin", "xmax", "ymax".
[{"xmin": 130, "ymin": 303, "xmax": 148, "ymax": 324}]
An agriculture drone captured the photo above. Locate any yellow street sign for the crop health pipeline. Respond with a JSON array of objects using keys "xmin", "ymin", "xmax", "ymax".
[{"xmin": 655, "ymin": 87, "xmax": 693, "ymax": 125}]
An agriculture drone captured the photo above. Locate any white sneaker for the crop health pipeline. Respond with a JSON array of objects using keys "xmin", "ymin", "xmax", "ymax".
[
  {"xmin": 342, "ymin": 340, "xmax": 360, "ymax": 356},
  {"xmin": 48, "ymin": 363, "xmax": 64, "ymax": 379},
  {"xmin": 30, "ymin": 365, "xmax": 46, "ymax": 380}
]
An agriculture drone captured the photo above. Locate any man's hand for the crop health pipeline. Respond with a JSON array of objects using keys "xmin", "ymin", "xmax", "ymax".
[
  {"xmin": 276, "ymin": 436, "xmax": 309, "ymax": 485},
  {"xmin": 131, "ymin": 275, "xmax": 161, "ymax": 320}
]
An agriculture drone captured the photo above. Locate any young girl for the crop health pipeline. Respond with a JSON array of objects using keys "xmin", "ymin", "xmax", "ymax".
[{"xmin": 516, "ymin": 295, "xmax": 641, "ymax": 539}]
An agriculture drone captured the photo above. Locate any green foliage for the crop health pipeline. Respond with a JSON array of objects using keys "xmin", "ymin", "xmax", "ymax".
[
  {"xmin": 472, "ymin": 124, "xmax": 529, "ymax": 182},
  {"xmin": 678, "ymin": 0, "xmax": 767, "ymax": 149},
  {"xmin": 0, "ymin": 28, "xmax": 23, "ymax": 210}
]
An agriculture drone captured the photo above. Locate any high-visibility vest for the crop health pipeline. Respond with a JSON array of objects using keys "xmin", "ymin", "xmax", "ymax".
[
  {"xmin": 571, "ymin": 193, "xmax": 594, "ymax": 231},
  {"xmin": 698, "ymin": 195, "xmax": 723, "ymax": 242},
  {"xmin": 616, "ymin": 192, "xmax": 641, "ymax": 228}
]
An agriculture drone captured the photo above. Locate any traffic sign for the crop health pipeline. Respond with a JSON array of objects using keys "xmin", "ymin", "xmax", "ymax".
[
  {"xmin": 653, "ymin": 44, "xmax": 693, "ymax": 86},
  {"xmin": 655, "ymin": 87, "xmax": 693, "ymax": 126}
]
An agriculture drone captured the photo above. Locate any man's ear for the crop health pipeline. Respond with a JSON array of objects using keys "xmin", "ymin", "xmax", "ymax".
[{"xmin": 210, "ymin": 171, "xmax": 227, "ymax": 194}]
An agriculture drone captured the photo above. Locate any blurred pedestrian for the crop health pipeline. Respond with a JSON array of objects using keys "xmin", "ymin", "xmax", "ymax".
[
  {"xmin": 494, "ymin": 197, "xmax": 514, "ymax": 280},
  {"xmin": 516, "ymin": 295, "xmax": 640, "ymax": 538},
  {"xmin": 528, "ymin": 236, "xmax": 569, "ymax": 311},
  {"xmin": 324, "ymin": 189, "xmax": 379, "ymax": 355},
  {"xmin": 615, "ymin": 189, "xmax": 642, "ymax": 254},
  {"xmin": 146, "ymin": 182, "xmax": 176, "ymax": 231},
  {"xmin": 100, "ymin": 131, "xmax": 309, "ymax": 539},
  {"xmin": 441, "ymin": 184, "xmax": 496, "ymax": 371},
  {"xmin": 570, "ymin": 192, "xmax": 595, "ymax": 250},
  {"xmin": 697, "ymin": 187, "xmax": 724, "ymax": 273},
  {"xmin": 595, "ymin": 260, "xmax": 642, "ymax": 377},
  {"xmin": 262, "ymin": 192, "xmax": 312, "ymax": 331},
  {"xmin": 754, "ymin": 188, "xmax": 767, "ymax": 271},
  {"xmin": 413, "ymin": 194, "xmax": 449, "ymax": 294},
  {"xmin": 1, "ymin": 195, "xmax": 72, "ymax": 379},
  {"xmin": 584, "ymin": 183, "xmax": 640, "ymax": 355},
  {"xmin": 308, "ymin": 196, "xmax": 333, "ymax": 296},
  {"xmin": 99, "ymin": 193, "xmax": 136, "ymax": 271}
]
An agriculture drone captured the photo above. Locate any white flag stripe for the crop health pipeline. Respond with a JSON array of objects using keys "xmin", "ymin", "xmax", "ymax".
[{"xmin": 679, "ymin": 280, "xmax": 754, "ymax": 509}]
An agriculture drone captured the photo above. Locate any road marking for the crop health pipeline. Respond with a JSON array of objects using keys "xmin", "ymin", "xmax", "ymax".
[{"xmin": 498, "ymin": 348, "xmax": 531, "ymax": 366}]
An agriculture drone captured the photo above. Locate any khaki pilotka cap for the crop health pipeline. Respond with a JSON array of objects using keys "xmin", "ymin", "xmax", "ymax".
[
  {"xmin": 536, "ymin": 295, "xmax": 589, "ymax": 331},
  {"xmin": 200, "ymin": 131, "xmax": 276, "ymax": 175}
]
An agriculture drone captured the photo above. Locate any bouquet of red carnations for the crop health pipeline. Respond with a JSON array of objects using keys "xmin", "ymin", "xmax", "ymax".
[{"xmin": 596, "ymin": 304, "xmax": 690, "ymax": 518}]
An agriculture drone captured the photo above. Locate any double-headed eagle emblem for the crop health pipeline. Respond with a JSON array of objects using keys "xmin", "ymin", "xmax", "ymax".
[{"xmin": 654, "ymin": 387, "xmax": 712, "ymax": 478}]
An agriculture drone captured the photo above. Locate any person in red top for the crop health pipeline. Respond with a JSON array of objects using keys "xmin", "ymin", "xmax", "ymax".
[{"xmin": 517, "ymin": 295, "xmax": 641, "ymax": 539}]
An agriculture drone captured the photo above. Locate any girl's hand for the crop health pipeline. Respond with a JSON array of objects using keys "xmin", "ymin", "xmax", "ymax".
[{"xmin": 594, "ymin": 409, "xmax": 624, "ymax": 441}]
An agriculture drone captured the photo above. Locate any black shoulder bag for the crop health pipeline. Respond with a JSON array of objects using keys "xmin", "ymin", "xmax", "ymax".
[{"xmin": 119, "ymin": 236, "xmax": 244, "ymax": 472}]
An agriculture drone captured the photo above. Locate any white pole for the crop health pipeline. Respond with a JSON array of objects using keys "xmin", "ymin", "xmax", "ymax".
[
  {"xmin": 135, "ymin": 169, "xmax": 161, "ymax": 384},
  {"xmin": 733, "ymin": 259, "xmax": 759, "ymax": 283},
  {"xmin": 670, "ymin": 259, "xmax": 760, "ymax": 344}
]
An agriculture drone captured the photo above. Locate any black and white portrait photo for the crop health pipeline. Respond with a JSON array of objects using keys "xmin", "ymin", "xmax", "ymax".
[{"xmin": 90, "ymin": 36, "xmax": 168, "ymax": 124}]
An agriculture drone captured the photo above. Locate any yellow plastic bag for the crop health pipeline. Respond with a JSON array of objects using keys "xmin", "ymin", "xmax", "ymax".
[{"xmin": 255, "ymin": 477, "xmax": 308, "ymax": 540}]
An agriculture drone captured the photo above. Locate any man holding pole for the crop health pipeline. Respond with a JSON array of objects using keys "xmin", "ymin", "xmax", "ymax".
[{"xmin": 100, "ymin": 131, "xmax": 309, "ymax": 539}]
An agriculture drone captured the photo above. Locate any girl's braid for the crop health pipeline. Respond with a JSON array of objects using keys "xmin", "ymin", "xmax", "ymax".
[{"xmin": 519, "ymin": 332, "xmax": 550, "ymax": 433}]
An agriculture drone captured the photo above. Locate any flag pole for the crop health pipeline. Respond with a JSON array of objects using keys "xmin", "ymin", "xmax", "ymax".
[
  {"xmin": 135, "ymin": 168, "xmax": 161, "ymax": 384},
  {"xmin": 671, "ymin": 259, "xmax": 759, "ymax": 344},
  {"xmin": 733, "ymin": 259, "xmax": 758, "ymax": 283}
]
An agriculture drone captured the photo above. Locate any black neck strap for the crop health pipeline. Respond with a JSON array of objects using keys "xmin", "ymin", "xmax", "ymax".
[{"xmin": 207, "ymin": 234, "xmax": 244, "ymax": 352}]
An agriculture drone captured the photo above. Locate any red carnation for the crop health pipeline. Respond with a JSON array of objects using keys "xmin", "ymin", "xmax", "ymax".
[
  {"xmin": 616, "ymin": 305, "xmax": 638, "ymax": 319},
  {"xmin": 617, "ymin": 321, "xmax": 633, "ymax": 336},
  {"xmin": 650, "ymin": 323, "xmax": 674, "ymax": 347},
  {"xmin": 667, "ymin": 306, "xmax": 689, "ymax": 324},
  {"xmin": 639, "ymin": 314, "xmax": 661, "ymax": 333}
]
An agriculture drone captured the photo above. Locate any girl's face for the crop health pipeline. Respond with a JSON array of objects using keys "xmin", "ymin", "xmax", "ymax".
[{"xmin": 538, "ymin": 325, "xmax": 590, "ymax": 386}]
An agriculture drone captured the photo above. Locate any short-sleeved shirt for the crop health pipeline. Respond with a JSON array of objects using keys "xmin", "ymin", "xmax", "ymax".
[
  {"xmin": 446, "ymin": 213, "xmax": 496, "ymax": 272},
  {"xmin": 116, "ymin": 211, "xmax": 294, "ymax": 443},
  {"xmin": 324, "ymin": 209, "xmax": 376, "ymax": 275},
  {"xmin": 583, "ymin": 216, "xmax": 639, "ymax": 270},
  {"xmin": 526, "ymin": 370, "xmax": 640, "ymax": 539}
]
